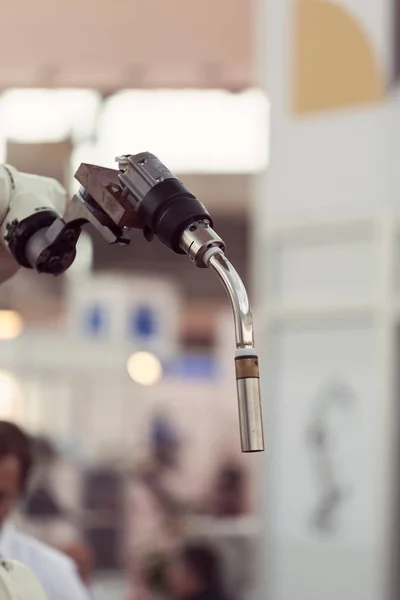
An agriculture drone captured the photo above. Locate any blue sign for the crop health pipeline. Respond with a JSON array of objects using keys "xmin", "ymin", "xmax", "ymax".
[
  {"xmin": 83, "ymin": 304, "xmax": 108, "ymax": 337},
  {"xmin": 129, "ymin": 305, "xmax": 158, "ymax": 340},
  {"xmin": 163, "ymin": 354, "xmax": 218, "ymax": 380}
]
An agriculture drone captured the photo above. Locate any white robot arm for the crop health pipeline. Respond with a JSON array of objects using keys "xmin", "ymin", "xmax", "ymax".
[
  {"xmin": 0, "ymin": 156, "xmax": 264, "ymax": 454},
  {"xmin": 0, "ymin": 165, "xmax": 67, "ymax": 285},
  {"xmin": 0, "ymin": 560, "xmax": 46, "ymax": 600}
]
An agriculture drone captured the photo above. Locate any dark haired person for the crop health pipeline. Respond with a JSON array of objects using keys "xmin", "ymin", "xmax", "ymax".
[
  {"xmin": 166, "ymin": 543, "xmax": 234, "ymax": 600},
  {"xmin": 0, "ymin": 421, "xmax": 90, "ymax": 600}
]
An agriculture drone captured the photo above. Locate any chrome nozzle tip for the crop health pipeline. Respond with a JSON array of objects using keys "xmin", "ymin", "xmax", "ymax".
[{"xmin": 235, "ymin": 356, "xmax": 265, "ymax": 453}]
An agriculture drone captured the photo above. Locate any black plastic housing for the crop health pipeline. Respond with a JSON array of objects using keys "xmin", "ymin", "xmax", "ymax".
[{"xmin": 138, "ymin": 179, "xmax": 213, "ymax": 253}]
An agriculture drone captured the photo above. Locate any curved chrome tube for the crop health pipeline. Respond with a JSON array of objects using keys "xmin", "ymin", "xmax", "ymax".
[
  {"xmin": 207, "ymin": 250, "xmax": 264, "ymax": 453},
  {"xmin": 208, "ymin": 252, "xmax": 254, "ymax": 349}
]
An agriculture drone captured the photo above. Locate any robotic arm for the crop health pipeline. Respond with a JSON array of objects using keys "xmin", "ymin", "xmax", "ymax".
[
  {"xmin": 0, "ymin": 153, "xmax": 264, "ymax": 453},
  {"xmin": 0, "ymin": 561, "xmax": 46, "ymax": 600},
  {"xmin": 0, "ymin": 166, "xmax": 68, "ymax": 284}
]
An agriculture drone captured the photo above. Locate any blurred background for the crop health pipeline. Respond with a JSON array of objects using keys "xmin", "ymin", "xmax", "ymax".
[{"xmin": 0, "ymin": 0, "xmax": 398, "ymax": 599}]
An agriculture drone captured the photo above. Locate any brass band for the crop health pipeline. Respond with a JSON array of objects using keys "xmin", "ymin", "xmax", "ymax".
[{"xmin": 235, "ymin": 356, "xmax": 260, "ymax": 380}]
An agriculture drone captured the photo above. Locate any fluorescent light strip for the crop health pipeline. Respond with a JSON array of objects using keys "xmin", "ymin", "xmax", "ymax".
[{"xmin": 0, "ymin": 88, "xmax": 269, "ymax": 174}]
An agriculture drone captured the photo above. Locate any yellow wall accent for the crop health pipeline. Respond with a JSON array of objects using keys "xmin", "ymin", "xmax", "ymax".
[{"xmin": 293, "ymin": 0, "xmax": 385, "ymax": 114}]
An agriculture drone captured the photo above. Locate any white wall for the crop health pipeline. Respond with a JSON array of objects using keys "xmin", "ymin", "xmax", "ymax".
[{"xmin": 255, "ymin": 0, "xmax": 400, "ymax": 598}]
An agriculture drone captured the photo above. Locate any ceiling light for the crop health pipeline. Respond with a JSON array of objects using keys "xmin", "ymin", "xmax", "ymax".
[
  {"xmin": 127, "ymin": 351, "xmax": 163, "ymax": 386},
  {"xmin": 99, "ymin": 88, "xmax": 269, "ymax": 173},
  {"xmin": 0, "ymin": 89, "xmax": 100, "ymax": 143},
  {"xmin": 0, "ymin": 310, "xmax": 23, "ymax": 340}
]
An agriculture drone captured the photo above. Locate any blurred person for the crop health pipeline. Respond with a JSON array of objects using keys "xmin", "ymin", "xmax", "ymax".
[
  {"xmin": 205, "ymin": 461, "xmax": 247, "ymax": 518},
  {"xmin": 166, "ymin": 543, "xmax": 234, "ymax": 600},
  {"xmin": 61, "ymin": 542, "xmax": 94, "ymax": 585},
  {"xmin": 126, "ymin": 413, "xmax": 193, "ymax": 599},
  {"xmin": 138, "ymin": 551, "xmax": 170, "ymax": 600},
  {"xmin": 140, "ymin": 414, "xmax": 187, "ymax": 515},
  {"xmin": 22, "ymin": 436, "xmax": 64, "ymax": 520},
  {"xmin": 20, "ymin": 434, "xmax": 94, "ymax": 584},
  {"xmin": 0, "ymin": 420, "xmax": 91, "ymax": 600}
]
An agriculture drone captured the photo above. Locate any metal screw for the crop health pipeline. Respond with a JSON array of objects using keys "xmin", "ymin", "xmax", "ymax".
[
  {"xmin": 48, "ymin": 257, "xmax": 60, "ymax": 268},
  {"xmin": 63, "ymin": 230, "xmax": 76, "ymax": 243},
  {"xmin": 4, "ymin": 219, "xmax": 18, "ymax": 243}
]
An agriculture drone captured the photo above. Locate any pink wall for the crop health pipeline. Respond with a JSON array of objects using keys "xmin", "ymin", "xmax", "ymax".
[{"xmin": 0, "ymin": 0, "xmax": 254, "ymax": 89}]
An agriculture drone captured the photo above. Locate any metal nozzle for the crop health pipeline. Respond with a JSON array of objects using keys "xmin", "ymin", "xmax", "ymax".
[
  {"xmin": 207, "ymin": 251, "xmax": 265, "ymax": 453},
  {"xmin": 234, "ymin": 356, "xmax": 264, "ymax": 452},
  {"xmin": 179, "ymin": 223, "xmax": 264, "ymax": 452}
]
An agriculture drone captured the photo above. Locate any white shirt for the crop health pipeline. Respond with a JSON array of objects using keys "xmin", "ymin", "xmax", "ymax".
[{"xmin": 0, "ymin": 524, "xmax": 91, "ymax": 600}]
